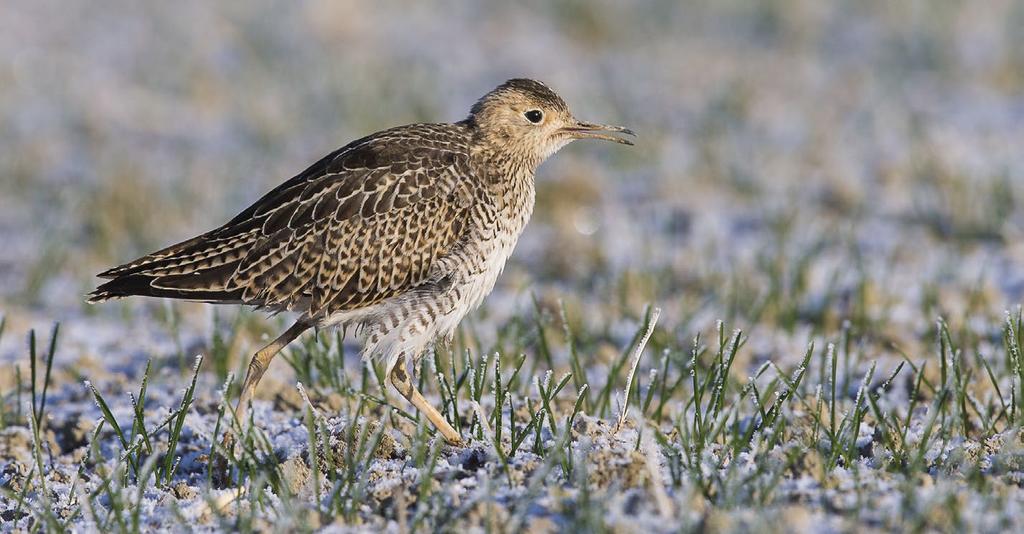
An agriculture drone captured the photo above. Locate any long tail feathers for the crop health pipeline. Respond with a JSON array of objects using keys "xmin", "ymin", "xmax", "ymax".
[
  {"xmin": 87, "ymin": 263, "xmax": 245, "ymax": 304},
  {"xmin": 86, "ymin": 221, "xmax": 265, "ymax": 305}
]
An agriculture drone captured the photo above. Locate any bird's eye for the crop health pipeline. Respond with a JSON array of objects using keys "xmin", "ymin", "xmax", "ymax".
[{"xmin": 524, "ymin": 109, "xmax": 543, "ymax": 124}]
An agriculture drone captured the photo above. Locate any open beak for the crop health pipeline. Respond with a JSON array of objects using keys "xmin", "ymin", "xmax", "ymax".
[{"xmin": 560, "ymin": 121, "xmax": 636, "ymax": 145}]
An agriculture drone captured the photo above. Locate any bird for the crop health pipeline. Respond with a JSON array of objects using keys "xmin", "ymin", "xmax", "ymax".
[{"xmin": 88, "ymin": 78, "xmax": 634, "ymax": 444}]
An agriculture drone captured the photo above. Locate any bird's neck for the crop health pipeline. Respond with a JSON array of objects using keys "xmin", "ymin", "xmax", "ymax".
[
  {"xmin": 463, "ymin": 119, "xmax": 544, "ymax": 177},
  {"xmin": 470, "ymin": 142, "xmax": 533, "ymax": 189},
  {"xmin": 461, "ymin": 120, "xmax": 539, "ymax": 219},
  {"xmin": 462, "ymin": 147, "xmax": 534, "ymax": 235}
]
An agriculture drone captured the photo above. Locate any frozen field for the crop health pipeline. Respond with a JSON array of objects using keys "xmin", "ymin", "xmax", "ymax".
[{"xmin": 2, "ymin": 1, "xmax": 1024, "ymax": 531}]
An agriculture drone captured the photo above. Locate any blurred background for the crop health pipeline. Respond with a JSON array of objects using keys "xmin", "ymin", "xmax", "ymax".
[{"xmin": 2, "ymin": 0, "xmax": 1024, "ymax": 359}]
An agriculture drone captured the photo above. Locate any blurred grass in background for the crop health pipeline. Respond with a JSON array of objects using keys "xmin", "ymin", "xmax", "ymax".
[{"xmin": 0, "ymin": 0, "xmax": 1023, "ymax": 348}]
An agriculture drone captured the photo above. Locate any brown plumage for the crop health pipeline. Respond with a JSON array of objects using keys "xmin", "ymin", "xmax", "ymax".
[
  {"xmin": 89, "ymin": 124, "xmax": 475, "ymax": 313},
  {"xmin": 90, "ymin": 78, "xmax": 634, "ymax": 444}
]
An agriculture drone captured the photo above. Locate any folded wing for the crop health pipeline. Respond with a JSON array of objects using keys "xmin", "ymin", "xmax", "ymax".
[{"xmin": 89, "ymin": 125, "xmax": 477, "ymax": 317}]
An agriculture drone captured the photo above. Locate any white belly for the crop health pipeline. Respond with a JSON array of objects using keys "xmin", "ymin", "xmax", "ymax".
[
  {"xmin": 330, "ymin": 180, "xmax": 534, "ymax": 370},
  {"xmin": 321, "ymin": 225, "xmax": 524, "ymax": 371},
  {"xmin": 459, "ymin": 233, "xmax": 519, "ymax": 311}
]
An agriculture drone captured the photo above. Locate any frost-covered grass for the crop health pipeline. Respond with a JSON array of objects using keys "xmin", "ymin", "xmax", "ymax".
[
  {"xmin": 4, "ymin": 0, "xmax": 1024, "ymax": 532},
  {"xmin": 5, "ymin": 305, "xmax": 1024, "ymax": 531}
]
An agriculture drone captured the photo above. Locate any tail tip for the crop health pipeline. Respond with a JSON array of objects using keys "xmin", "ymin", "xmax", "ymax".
[{"xmin": 86, "ymin": 292, "xmax": 108, "ymax": 304}]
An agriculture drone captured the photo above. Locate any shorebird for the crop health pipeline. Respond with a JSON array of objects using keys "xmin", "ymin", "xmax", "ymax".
[{"xmin": 89, "ymin": 78, "xmax": 634, "ymax": 444}]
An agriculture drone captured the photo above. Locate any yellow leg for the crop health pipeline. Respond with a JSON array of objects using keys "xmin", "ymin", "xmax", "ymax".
[
  {"xmin": 233, "ymin": 319, "xmax": 311, "ymax": 423},
  {"xmin": 390, "ymin": 354, "xmax": 462, "ymax": 445},
  {"xmin": 216, "ymin": 318, "xmax": 311, "ymax": 484}
]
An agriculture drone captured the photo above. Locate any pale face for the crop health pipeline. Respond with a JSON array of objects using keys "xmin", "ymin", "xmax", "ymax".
[
  {"xmin": 469, "ymin": 79, "xmax": 634, "ymax": 168},
  {"xmin": 495, "ymin": 97, "xmax": 579, "ymax": 160}
]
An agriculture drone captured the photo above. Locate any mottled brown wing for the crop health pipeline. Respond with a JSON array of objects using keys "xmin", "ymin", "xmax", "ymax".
[{"xmin": 89, "ymin": 124, "xmax": 477, "ymax": 314}]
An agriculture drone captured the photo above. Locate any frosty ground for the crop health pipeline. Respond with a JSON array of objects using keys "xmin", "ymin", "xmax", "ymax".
[{"xmin": 3, "ymin": 1, "xmax": 1024, "ymax": 532}]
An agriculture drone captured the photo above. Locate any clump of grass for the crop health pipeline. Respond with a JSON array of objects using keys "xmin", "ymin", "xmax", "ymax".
[{"xmin": 84, "ymin": 353, "xmax": 203, "ymax": 487}]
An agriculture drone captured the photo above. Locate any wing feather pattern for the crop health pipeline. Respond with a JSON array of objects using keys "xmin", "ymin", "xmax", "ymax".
[{"xmin": 89, "ymin": 124, "xmax": 478, "ymax": 315}]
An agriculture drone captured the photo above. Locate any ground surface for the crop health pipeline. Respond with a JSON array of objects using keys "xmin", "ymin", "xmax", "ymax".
[{"xmin": 3, "ymin": 1, "xmax": 1024, "ymax": 532}]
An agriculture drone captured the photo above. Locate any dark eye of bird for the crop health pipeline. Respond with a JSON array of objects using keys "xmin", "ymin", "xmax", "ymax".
[{"xmin": 524, "ymin": 109, "xmax": 543, "ymax": 123}]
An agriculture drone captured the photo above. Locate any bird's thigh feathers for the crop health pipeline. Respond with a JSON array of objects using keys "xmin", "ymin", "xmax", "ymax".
[{"xmin": 322, "ymin": 290, "xmax": 468, "ymax": 375}]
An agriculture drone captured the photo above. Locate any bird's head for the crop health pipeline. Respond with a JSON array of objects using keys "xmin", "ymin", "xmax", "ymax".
[{"xmin": 467, "ymin": 78, "xmax": 634, "ymax": 169}]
